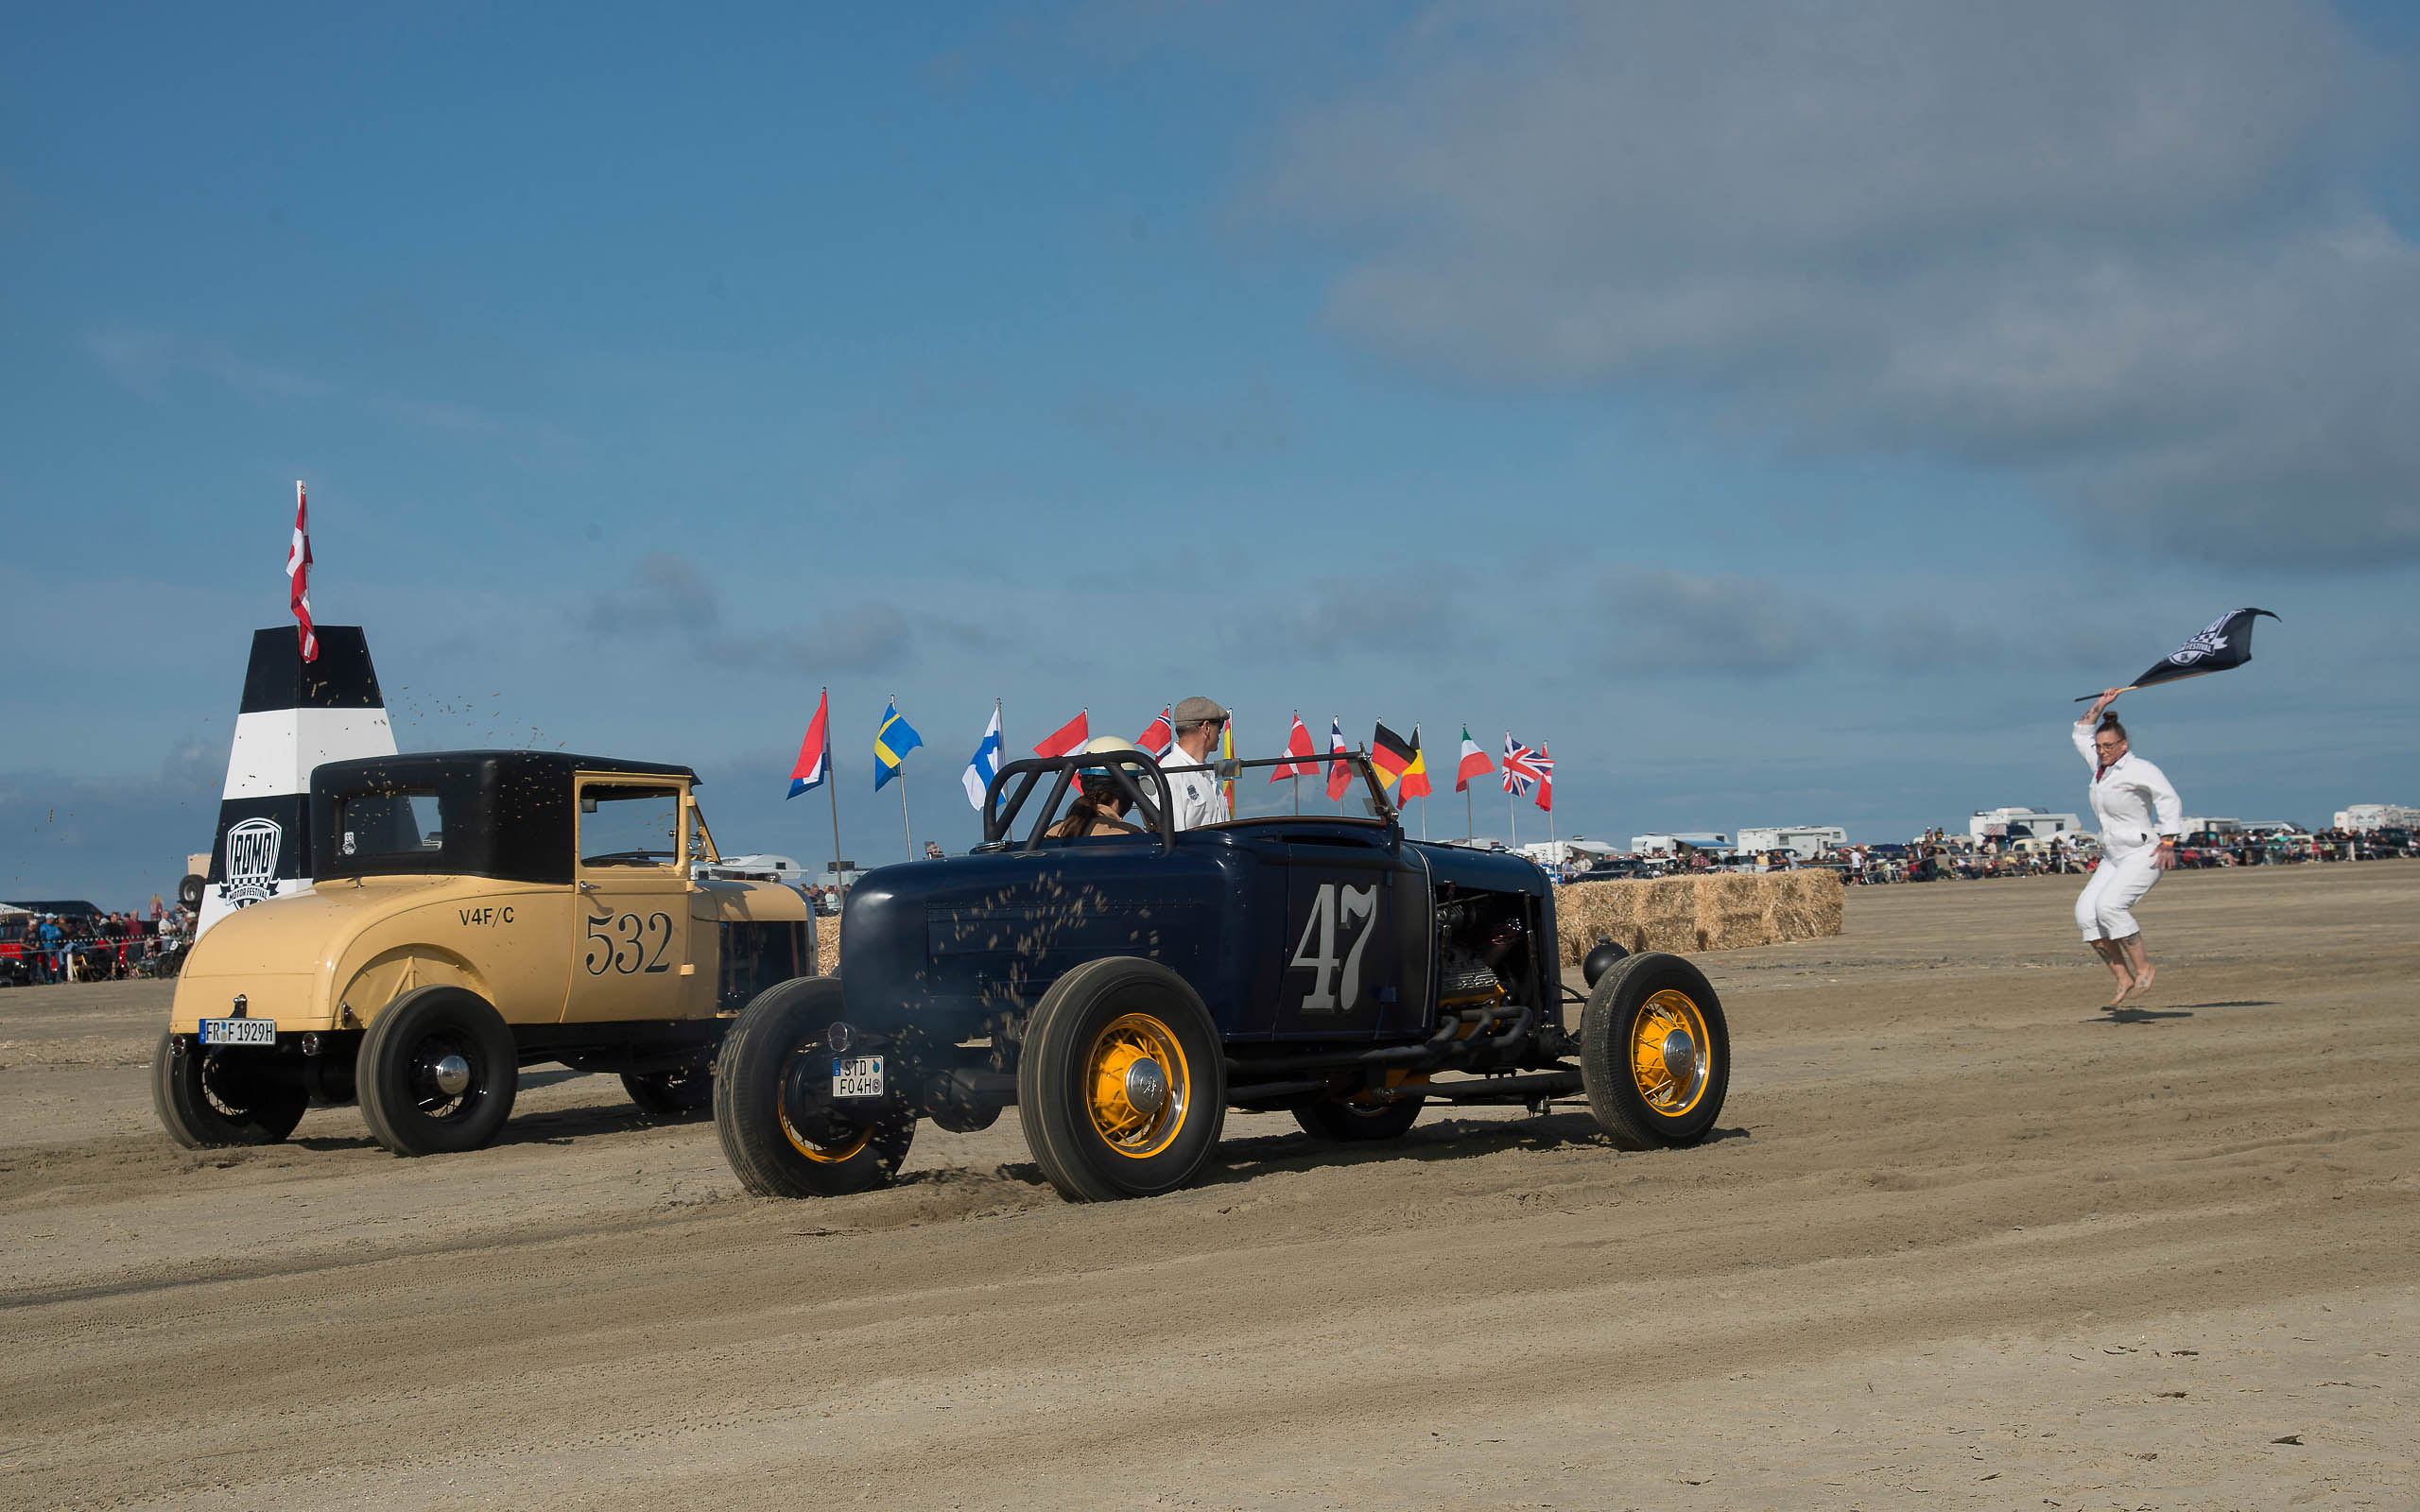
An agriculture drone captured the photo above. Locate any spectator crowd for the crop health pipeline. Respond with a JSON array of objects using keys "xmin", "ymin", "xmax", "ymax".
[{"xmin": 1, "ymin": 904, "xmax": 192, "ymax": 986}]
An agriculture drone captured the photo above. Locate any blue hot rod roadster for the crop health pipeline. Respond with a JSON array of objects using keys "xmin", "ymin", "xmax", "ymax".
[{"xmin": 713, "ymin": 747, "xmax": 1730, "ymax": 1202}]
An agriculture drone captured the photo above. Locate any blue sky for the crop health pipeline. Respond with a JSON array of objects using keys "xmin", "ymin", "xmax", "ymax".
[{"xmin": 5, "ymin": 2, "xmax": 2417, "ymax": 904}]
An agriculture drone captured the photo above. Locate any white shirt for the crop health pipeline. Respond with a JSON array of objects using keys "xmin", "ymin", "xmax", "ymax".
[
  {"xmin": 1164, "ymin": 749, "xmax": 1231, "ymax": 831},
  {"xmin": 2072, "ymin": 722, "xmax": 2184, "ymax": 852}
]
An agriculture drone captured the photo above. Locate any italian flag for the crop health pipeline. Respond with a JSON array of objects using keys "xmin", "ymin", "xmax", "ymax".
[{"xmin": 1453, "ymin": 726, "xmax": 1493, "ymax": 792}]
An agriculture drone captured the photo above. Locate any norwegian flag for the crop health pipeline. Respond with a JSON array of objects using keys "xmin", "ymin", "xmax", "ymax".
[
  {"xmin": 1531, "ymin": 744, "xmax": 1554, "ymax": 813},
  {"xmin": 1272, "ymin": 713, "xmax": 1320, "ymax": 781},
  {"xmin": 1136, "ymin": 705, "xmax": 1175, "ymax": 761},
  {"xmin": 286, "ymin": 481, "xmax": 317, "ymax": 662},
  {"xmin": 1501, "ymin": 734, "xmax": 1543, "ymax": 799},
  {"xmin": 1324, "ymin": 715, "xmax": 1352, "ymax": 800},
  {"xmin": 1034, "ymin": 709, "xmax": 1090, "ymax": 759}
]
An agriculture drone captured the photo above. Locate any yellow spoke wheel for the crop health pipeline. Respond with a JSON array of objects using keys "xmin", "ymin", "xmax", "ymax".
[
  {"xmin": 1082, "ymin": 1012, "xmax": 1191, "ymax": 1160},
  {"xmin": 779, "ymin": 1105, "xmax": 873, "ymax": 1164},
  {"xmin": 1018, "ymin": 957, "xmax": 1227, "ymax": 1202},
  {"xmin": 1629, "ymin": 988, "xmax": 1712, "ymax": 1116},
  {"xmin": 1579, "ymin": 953, "xmax": 1729, "ymax": 1150},
  {"xmin": 714, "ymin": 977, "xmax": 916, "ymax": 1199}
]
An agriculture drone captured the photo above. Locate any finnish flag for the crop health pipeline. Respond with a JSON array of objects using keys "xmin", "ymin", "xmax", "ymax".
[{"xmin": 961, "ymin": 705, "xmax": 1004, "ymax": 809}]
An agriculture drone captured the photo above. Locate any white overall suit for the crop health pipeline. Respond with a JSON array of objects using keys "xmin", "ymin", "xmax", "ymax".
[{"xmin": 2072, "ymin": 722, "xmax": 2185, "ymax": 942}]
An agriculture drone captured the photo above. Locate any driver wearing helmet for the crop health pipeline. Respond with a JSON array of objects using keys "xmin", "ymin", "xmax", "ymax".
[{"xmin": 1046, "ymin": 737, "xmax": 1150, "ymax": 838}]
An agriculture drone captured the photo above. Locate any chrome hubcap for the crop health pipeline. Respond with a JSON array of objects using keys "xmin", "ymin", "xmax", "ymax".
[
  {"xmin": 1659, "ymin": 1030, "xmax": 1697, "ymax": 1086},
  {"xmin": 431, "ymin": 1053, "xmax": 473, "ymax": 1097},
  {"xmin": 1123, "ymin": 1058, "xmax": 1167, "ymax": 1115}
]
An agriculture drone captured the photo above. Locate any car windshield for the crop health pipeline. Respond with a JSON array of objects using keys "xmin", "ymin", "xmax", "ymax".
[
  {"xmin": 1159, "ymin": 751, "xmax": 1395, "ymax": 823},
  {"xmin": 579, "ymin": 782, "xmax": 683, "ymax": 868},
  {"xmin": 993, "ymin": 750, "xmax": 1394, "ymax": 850}
]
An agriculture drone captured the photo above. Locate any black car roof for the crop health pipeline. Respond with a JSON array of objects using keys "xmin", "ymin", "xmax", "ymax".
[{"xmin": 314, "ymin": 749, "xmax": 700, "ymax": 787}]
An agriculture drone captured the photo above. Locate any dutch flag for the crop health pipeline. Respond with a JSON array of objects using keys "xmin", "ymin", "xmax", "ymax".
[{"xmin": 787, "ymin": 690, "xmax": 831, "ymax": 798}]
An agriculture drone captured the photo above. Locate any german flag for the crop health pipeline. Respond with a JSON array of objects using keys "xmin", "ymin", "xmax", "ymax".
[
  {"xmin": 1399, "ymin": 726, "xmax": 1433, "ymax": 799},
  {"xmin": 1371, "ymin": 722, "xmax": 1416, "ymax": 790}
]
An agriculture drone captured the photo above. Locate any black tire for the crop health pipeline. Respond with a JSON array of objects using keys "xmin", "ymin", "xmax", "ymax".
[
  {"xmin": 713, "ymin": 977, "xmax": 914, "ymax": 1198},
  {"xmin": 151, "ymin": 1029, "xmax": 307, "ymax": 1148},
  {"xmin": 354, "ymin": 987, "xmax": 519, "ymax": 1157},
  {"xmin": 1018, "ymin": 957, "xmax": 1225, "ymax": 1202},
  {"xmin": 178, "ymin": 873, "xmax": 206, "ymax": 910},
  {"xmin": 1579, "ymin": 952, "xmax": 1730, "ymax": 1150},
  {"xmin": 622, "ymin": 1066, "xmax": 714, "ymax": 1119},
  {"xmin": 1292, "ymin": 1091, "xmax": 1426, "ymax": 1142}
]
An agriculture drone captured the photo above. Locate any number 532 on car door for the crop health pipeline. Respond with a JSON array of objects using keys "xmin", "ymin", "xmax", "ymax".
[
  {"xmin": 583, "ymin": 912, "xmax": 676, "ymax": 974},
  {"xmin": 1290, "ymin": 882, "xmax": 1378, "ymax": 1013}
]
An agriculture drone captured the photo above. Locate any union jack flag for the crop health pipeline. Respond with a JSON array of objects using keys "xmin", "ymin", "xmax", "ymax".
[{"xmin": 1501, "ymin": 734, "xmax": 1543, "ymax": 798}]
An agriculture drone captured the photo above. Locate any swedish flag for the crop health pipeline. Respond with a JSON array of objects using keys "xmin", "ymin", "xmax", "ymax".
[{"xmin": 874, "ymin": 701, "xmax": 923, "ymax": 790}]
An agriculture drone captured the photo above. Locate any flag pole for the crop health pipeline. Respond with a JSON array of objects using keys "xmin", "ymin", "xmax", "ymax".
[
  {"xmin": 824, "ymin": 687, "xmax": 843, "ymax": 884},
  {"xmin": 1222, "ymin": 711, "xmax": 1236, "ymax": 821},
  {"xmin": 2070, "ymin": 669, "xmax": 2218, "ymax": 701},
  {"xmin": 893, "ymin": 692, "xmax": 913, "ymax": 862},
  {"xmin": 1290, "ymin": 710, "xmax": 1300, "ymax": 816},
  {"xmin": 1506, "ymin": 730, "xmax": 1517, "ymax": 849}
]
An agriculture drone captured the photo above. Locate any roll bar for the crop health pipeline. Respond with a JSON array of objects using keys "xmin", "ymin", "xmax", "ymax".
[{"xmin": 981, "ymin": 756, "xmax": 1177, "ymax": 854}]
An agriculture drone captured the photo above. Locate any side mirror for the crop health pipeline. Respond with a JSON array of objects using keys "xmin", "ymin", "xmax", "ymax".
[
  {"xmin": 1215, "ymin": 758, "xmax": 1243, "ymax": 782},
  {"xmin": 580, "ymin": 796, "xmax": 597, "ymax": 815}
]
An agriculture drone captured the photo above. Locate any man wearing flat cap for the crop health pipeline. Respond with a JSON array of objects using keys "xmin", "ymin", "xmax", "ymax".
[{"xmin": 1165, "ymin": 695, "xmax": 1232, "ymax": 831}]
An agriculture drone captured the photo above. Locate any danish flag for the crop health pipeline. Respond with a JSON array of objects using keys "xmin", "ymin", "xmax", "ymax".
[
  {"xmin": 1034, "ymin": 710, "xmax": 1090, "ymax": 759},
  {"xmin": 1501, "ymin": 734, "xmax": 1543, "ymax": 799},
  {"xmin": 1272, "ymin": 713, "xmax": 1320, "ymax": 781},
  {"xmin": 286, "ymin": 481, "xmax": 317, "ymax": 662},
  {"xmin": 1530, "ymin": 744, "xmax": 1555, "ymax": 813}
]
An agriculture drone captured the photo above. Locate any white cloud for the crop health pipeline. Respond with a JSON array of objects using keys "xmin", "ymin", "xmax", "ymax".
[{"xmin": 1260, "ymin": 0, "xmax": 2420, "ymax": 566}]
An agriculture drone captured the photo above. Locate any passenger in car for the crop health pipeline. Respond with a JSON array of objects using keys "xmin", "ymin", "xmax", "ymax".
[{"xmin": 1047, "ymin": 737, "xmax": 1149, "ymax": 839}]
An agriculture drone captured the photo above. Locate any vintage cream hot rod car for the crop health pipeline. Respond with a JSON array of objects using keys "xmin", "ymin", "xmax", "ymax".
[{"xmin": 156, "ymin": 750, "xmax": 815, "ymax": 1157}]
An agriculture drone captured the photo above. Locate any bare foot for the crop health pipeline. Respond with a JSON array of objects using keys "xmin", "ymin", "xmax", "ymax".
[
  {"xmin": 2124, "ymin": 964, "xmax": 2156, "ymax": 1001},
  {"xmin": 2104, "ymin": 973, "xmax": 2134, "ymax": 1008}
]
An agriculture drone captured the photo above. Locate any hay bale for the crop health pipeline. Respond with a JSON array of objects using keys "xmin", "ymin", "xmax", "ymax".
[
  {"xmin": 815, "ymin": 915, "xmax": 841, "ymax": 977},
  {"xmin": 1552, "ymin": 871, "xmax": 1841, "ymax": 966}
]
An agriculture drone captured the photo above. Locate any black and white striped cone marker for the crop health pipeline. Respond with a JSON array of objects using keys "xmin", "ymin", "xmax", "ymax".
[{"xmin": 196, "ymin": 627, "xmax": 398, "ymax": 938}]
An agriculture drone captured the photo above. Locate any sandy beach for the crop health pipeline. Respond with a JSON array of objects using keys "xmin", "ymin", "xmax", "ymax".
[{"xmin": 2, "ymin": 863, "xmax": 2412, "ymax": 1509}]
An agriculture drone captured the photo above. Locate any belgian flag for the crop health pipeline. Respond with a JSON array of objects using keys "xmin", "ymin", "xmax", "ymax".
[
  {"xmin": 1371, "ymin": 722, "xmax": 1416, "ymax": 791},
  {"xmin": 1400, "ymin": 726, "xmax": 1433, "ymax": 799}
]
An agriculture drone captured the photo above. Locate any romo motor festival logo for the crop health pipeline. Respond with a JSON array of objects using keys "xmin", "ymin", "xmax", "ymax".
[
  {"xmin": 2167, "ymin": 614, "xmax": 2234, "ymax": 667},
  {"xmin": 221, "ymin": 816, "xmax": 284, "ymax": 907}
]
